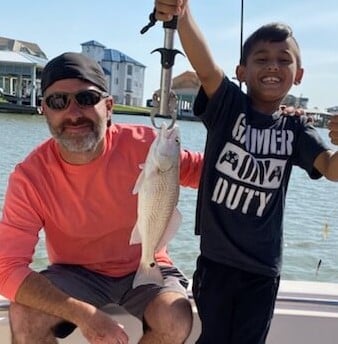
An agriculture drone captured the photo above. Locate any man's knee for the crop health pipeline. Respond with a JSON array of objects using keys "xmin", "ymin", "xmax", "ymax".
[
  {"xmin": 144, "ymin": 293, "xmax": 193, "ymax": 342},
  {"xmin": 166, "ymin": 297, "xmax": 192, "ymax": 338}
]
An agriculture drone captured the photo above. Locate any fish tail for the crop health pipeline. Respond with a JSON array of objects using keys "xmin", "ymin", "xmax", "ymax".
[{"xmin": 132, "ymin": 262, "xmax": 164, "ymax": 288}]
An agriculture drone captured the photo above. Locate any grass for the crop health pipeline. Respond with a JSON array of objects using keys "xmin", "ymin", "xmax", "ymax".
[
  {"xmin": 113, "ymin": 104, "xmax": 151, "ymax": 115},
  {"xmin": 0, "ymin": 98, "xmax": 151, "ymax": 114}
]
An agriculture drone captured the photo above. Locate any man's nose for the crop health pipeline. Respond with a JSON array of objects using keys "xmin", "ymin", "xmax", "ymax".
[{"xmin": 65, "ymin": 98, "xmax": 83, "ymax": 116}]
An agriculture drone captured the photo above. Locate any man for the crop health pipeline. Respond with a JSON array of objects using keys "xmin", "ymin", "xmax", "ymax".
[{"xmin": 0, "ymin": 52, "xmax": 203, "ymax": 343}]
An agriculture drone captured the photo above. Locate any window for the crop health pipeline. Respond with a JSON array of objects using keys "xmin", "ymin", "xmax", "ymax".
[
  {"xmin": 125, "ymin": 94, "xmax": 131, "ymax": 105},
  {"xmin": 126, "ymin": 79, "xmax": 132, "ymax": 91},
  {"xmin": 127, "ymin": 65, "xmax": 133, "ymax": 76}
]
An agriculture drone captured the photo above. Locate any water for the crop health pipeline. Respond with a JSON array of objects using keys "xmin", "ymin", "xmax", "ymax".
[{"xmin": 1, "ymin": 113, "xmax": 338, "ymax": 283}]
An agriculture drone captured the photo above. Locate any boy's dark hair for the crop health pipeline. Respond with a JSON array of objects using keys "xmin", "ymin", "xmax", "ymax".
[{"xmin": 240, "ymin": 22, "xmax": 301, "ymax": 67}]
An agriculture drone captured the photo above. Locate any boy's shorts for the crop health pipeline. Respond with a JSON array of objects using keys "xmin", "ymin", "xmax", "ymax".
[
  {"xmin": 192, "ymin": 255, "xmax": 280, "ymax": 344},
  {"xmin": 40, "ymin": 264, "xmax": 189, "ymax": 338}
]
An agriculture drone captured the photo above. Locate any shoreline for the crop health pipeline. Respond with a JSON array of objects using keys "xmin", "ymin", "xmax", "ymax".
[
  {"xmin": 0, "ymin": 102, "xmax": 41, "ymax": 115},
  {"xmin": 0, "ymin": 104, "xmax": 201, "ymax": 122}
]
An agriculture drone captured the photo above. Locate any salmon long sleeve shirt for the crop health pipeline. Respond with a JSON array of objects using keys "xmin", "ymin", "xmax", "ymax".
[{"xmin": 0, "ymin": 123, "xmax": 203, "ymax": 301}]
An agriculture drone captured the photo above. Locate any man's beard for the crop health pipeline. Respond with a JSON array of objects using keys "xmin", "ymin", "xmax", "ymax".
[{"xmin": 47, "ymin": 117, "xmax": 105, "ymax": 153}]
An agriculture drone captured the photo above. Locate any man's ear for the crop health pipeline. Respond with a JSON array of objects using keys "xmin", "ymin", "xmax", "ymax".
[
  {"xmin": 106, "ymin": 97, "xmax": 114, "ymax": 112},
  {"xmin": 294, "ymin": 67, "xmax": 304, "ymax": 85},
  {"xmin": 106, "ymin": 97, "xmax": 113, "ymax": 127},
  {"xmin": 41, "ymin": 99, "xmax": 47, "ymax": 116},
  {"xmin": 235, "ymin": 64, "xmax": 246, "ymax": 83}
]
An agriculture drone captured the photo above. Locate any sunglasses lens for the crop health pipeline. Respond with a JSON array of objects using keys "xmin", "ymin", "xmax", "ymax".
[
  {"xmin": 45, "ymin": 90, "xmax": 107, "ymax": 111},
  {"xmin": 46, "ymin": 94, "xmax": 69, "ymax": 110},
  {"xmin": 75, "ymin": 90, "xmax": 102, "ymax": 107}
]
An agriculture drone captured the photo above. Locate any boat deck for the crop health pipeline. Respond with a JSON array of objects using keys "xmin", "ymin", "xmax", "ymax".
[{"xmin": 1, "ymin": 280, "xmax": 338, "ymax": 343}]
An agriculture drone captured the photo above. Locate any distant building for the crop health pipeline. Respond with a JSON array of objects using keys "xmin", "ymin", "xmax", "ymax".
[
  {"xmin": 0, "ymin": 36, "xmax": 47, "ymax": 59},
  {"xmin": 149, "ymin": 70, "xmax": 201, "ymax": 119},
  {"xmin": 172, "ymin": 71, "xmax": 200, "ymax": 119},
  {"xmin": 282, "ymin": 94, "xmax": 309, "ymax": 108},
  {"xmin": 327, "ymin": 106, "xmax": 338, "ymax": 114},
  {"xmin": 81, "ymin": 40, "xmax": 145, "ymax": 107},
  {"xmin": 0, "ymin": 36, "xmax": 48, "ymax": 106}
]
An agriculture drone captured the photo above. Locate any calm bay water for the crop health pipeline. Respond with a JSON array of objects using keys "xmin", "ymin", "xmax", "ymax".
[{"xmin": 0, "ymin": 113, "xmax": 338, "ymax": 283}]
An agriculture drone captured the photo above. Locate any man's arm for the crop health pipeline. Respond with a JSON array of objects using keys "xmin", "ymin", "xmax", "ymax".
[
  {"xmin": 155, "ymin": 0, "xmax": 224, "ymax": 98},
  {"xmin": 15, "ymin": 272, "xmax": 129, "ymax": 342},
  {"xmin": 180, "ymin": 150, "xmax": 203, "ymax": 188},
  {"xmin": 314, "ymin": 150, "xmax": 338, "ymax": 181},
  {"xmin": 328, "ymin": 114, "xmax": 338, "ymax": 145},
  {"xmin": 313, "ymin": 114, "xmax": 338, "ymax": 181},
  {"xmin": 15, "ymin": 271, "xmax": 98, "ymax": 326}
]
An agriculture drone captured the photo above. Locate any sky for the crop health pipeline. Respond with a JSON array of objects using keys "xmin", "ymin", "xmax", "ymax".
[{"xmin": 2, "ymin": 0, "xmax": 337, "ymax": 110}]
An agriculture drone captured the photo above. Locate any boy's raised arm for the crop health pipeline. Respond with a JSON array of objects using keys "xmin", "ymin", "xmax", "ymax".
[{"xmin": 155, "ymin": 0, "xmax": 224, "ymax": 98}]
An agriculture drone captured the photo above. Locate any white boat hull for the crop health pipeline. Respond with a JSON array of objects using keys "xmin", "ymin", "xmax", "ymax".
[{"xmin": 1, "ymin": 280, "xmax": 338, "ymax": 343}]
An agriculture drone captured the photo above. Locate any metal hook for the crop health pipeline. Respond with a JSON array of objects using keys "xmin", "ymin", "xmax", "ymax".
[
  {"xmin": 141, "ymin": 10, "xmax": 183, "ymax": 129},
  {"xmin": 150, "ymin": 91, "xmax": 177, "ymax": 129}
]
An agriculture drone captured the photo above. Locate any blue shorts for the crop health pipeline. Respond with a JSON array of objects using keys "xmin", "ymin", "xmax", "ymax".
[
  {"xmin": 192, "ymin": 256, "xmax": 280, "ymax": 344},
  {"xmin": 40, "ymin": 264, "xmax": 189, "ymax": 338}
]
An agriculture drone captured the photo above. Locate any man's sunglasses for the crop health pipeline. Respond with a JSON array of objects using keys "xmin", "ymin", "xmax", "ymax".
[{"xmin": 45, "ymin": 89, "xmax": 109, "ymax": 111}]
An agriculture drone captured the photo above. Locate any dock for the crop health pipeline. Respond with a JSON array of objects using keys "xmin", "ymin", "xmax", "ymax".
[{"xmin": 0, "ymin": 102, "xmax": 41, "ymax": 115}]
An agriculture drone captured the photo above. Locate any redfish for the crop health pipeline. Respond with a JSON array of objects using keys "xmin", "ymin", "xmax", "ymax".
[{"xmin": 130, "ymin": 123, "xmax": 181, "ymax": 288}]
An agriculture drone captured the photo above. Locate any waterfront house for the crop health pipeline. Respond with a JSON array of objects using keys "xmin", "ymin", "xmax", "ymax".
[
  {"xmin": 149, "ymin": 70, "xmax": 200, "ymax": 119},
  {"xmin": 327, "ymin": 106, "xmax": 338, "ymax": 114},
  {"xmin": 172, "ymin": 71, "xmax": 200, "ymax": 119},
  {"xmin": 81, "ymin": 40, "xmax": 145, "ymax": 107},
  {"xmin": 0, "ymin": 36, "xmax": 48, "ymax": 107}
]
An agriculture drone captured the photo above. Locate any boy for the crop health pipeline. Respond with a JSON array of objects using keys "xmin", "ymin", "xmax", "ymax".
[{"xmin": 155, "ymin": 1, "xmax": 338, "ymax": 343}]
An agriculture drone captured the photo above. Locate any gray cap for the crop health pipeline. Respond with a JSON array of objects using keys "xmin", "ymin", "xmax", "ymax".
[{"xmin": 41, "ymin": 52, "xmax": 108, "ymax": 94}]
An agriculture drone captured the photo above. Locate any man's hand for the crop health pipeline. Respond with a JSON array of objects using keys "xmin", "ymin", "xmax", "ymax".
[
  {"xmin": 280, "ymin": 105, "xmax": 303, "ymax": 116},
  {"xmin": 280, "ymin": 106, "xmax": 314, "ymax": 123},
  {"xmin": 79, "ymin": 308, "xmax": 129, "ymax": 344},
  {"xmin": 328, "ymin": 114, "xmax": 338, "ymax": 145}
]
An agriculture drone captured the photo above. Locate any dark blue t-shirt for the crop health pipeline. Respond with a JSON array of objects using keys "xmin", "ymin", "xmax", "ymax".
[{"xmin": 193, "ymin": 77, "xmax": 329, "ymax": 277}]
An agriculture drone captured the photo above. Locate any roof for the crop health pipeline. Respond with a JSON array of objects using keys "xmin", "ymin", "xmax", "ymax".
[
  {"xmin": 327, "ymin": 106, "xmax": 338, "ymax": 113},
  {"xmin": 81, "ymin": 40, "xmax": 106, "ymax": 48},
  {"xmin": 103, "ymin": 49, "xmax": 145, "ymax": 68},
  {"xmin": 0, "ymin": 51, "xmax": 48, "ymax": 68},
  {"xmin": 80, "ymin": 40, "xmax": 145, "ymax": 68},
  {"xmin": 305, "ymin": 108, "xmax": 332, "ymax": 116},
  {"xmin": 172, "ymin": 71, "xmax": 200, "ymax": 90},
  {"xmin": 0, "ymin": 36, "xmax": 47, "ymax": 58}
]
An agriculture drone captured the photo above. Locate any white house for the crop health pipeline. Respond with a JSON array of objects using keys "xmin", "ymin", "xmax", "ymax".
[
  {"xmin": 81, "ymin": 40, "xmax": 145, "ymax": 107},
  {"xmin": 0, "ymin": 36, "xmax": 48, "ymax": 106}
]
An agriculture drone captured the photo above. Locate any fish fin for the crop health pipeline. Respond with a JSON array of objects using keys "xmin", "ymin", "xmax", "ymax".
[
  {"xmin": 133, "ymin": 261, "xmax": 164, "ymax": 288},
  {"xmin": 132, "ymin": 170, "xmax": 145, "ymax": 194},
  {"xmin": 129, "ymin": 224, "xmax": 142, "ymax": 245},
  {"xmin": 155, "ymin": 208, "xmax": 182, "ymax": 252}
]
